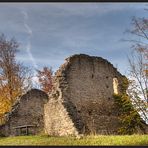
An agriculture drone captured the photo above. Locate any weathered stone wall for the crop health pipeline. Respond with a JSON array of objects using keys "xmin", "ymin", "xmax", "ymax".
[
  {"xmin": 44, "ymin": 99, "xmax": 79, "ymax": 136},
  {"xmin": 0, "ymin": 89, "xmax": 48, "ymax": 136},
  {"xmin": 44, "ymin": 54, "xmax": 126, "ymax": 136},
  {"xmin": 64, "ymin": 54, "xmax": 124, "ymax": 134}
]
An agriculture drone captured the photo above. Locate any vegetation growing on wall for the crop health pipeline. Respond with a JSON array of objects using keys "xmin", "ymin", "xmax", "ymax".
[{"xmin": 113, "ymin": 77, "xmax": 145, "ymax": 134}]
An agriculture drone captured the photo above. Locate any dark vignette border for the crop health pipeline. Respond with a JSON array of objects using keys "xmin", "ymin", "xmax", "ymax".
[{"xmin": 0, "ymin": 0, "xmax": 147, "ymax": 3}]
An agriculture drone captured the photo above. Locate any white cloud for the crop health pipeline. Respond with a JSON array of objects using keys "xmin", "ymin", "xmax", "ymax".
[{"xmin": 21, "ymin": 10, "xmax": 38, "ymax": 71}]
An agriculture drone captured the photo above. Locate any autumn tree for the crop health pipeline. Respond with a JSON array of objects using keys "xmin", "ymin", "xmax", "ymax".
[
  {"xmin": 127, "ymin": 16, "xmax": 148, "ymax": 122},
  {"xmin": 36, "ymin": 66, "xmax": 53, "ymax": 94},
  {"xmin": 0, "ymin": 34, "xmax": 32, "ymax": 115}
]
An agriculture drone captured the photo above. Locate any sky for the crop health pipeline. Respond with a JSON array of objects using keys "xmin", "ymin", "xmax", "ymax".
[{"xmin": 0, "ymin": 3, "xmax": 147, "ymax": 78}]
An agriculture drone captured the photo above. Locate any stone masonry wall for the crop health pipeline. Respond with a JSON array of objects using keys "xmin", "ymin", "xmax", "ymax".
[
  {"xmin": 0, "ymin": 89, "xmax": 48, "ymax": 136},
  {"xmin": 44, "ymin": 54, "xmax": 126, "ymax": 136},
  {"xmin": 44, "ymin": 99, "xmax": 79, "ymax": 136}
]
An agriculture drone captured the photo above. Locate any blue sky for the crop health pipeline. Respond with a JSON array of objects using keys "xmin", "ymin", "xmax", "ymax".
[{"xmin": 0, "ymin": 3, "xmax": 147, "ymax": 76}]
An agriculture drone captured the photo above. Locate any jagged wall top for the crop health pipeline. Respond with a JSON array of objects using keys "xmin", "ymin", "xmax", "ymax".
[{"xmin": 54, "ymin": 54, "xmax": 123, "ymax": 78}]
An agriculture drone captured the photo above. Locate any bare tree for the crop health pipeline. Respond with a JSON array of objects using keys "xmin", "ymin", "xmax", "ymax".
[
  {"xmin": 0, "ymin": 34, "xmax": 32, "ymax": 115},
  {"xmin": 127, "ymin": 15, "xmax": 148, "ymax": 122},
  {"xmin": 127, "ymin": 49, "xmax": 148, "ymax": 122}
]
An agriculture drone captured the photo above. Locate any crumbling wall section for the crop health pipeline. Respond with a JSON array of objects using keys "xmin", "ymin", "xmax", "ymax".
[
  {"xmin": 0, "ymin": 89, "xmax": 49, "ymax": 136},
  {"xmin": 44, "ymin": 99, "xmax": 79, "ymax": 136},
  {"xmin": 44, "ymin": 60, "xmax": 80, "ymax": 136},
  {"xmin": 62, "ymin": 54, "xmax": 124, "ymax": 135},
  {"xmin": 44, "ymin": 54, "xmax": 126, "ymax": 135}
]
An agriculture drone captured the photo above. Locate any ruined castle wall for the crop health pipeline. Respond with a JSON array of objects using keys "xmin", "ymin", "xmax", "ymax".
[
  {"xmin": 45, "ymin": 54, "xmax": 125, "ymax": 135},
  {"xmin": 1, "ymin": 89, "xmax": 48, "ymax": 136},
  {"xmin": 61, "ymin": 55, "xmax": 124, "ymax": 134}
]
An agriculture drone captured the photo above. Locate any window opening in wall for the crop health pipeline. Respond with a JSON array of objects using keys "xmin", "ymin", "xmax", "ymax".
[{"xmin": 113, "ymin": 78, "xmax": 118, "ymax": 94}]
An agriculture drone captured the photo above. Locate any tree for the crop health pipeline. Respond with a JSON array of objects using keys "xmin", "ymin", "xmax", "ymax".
[
  {"xmin": 0, "ymin": 34, "xmax": 32, "ymax": 115},
  {"xmin": 127, "ymin": 16, "xmax": 148, "ymax": 123},
  {"xmin": 36, "ymin": 66, "xmax": 53, "ymax": 94},
  {"xmin": 129, "ymin": 16, "xmax": 148, "ymax": 71}
]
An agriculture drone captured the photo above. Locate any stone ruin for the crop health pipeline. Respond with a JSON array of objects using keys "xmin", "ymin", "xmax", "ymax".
[
  {"xmin": 0, "ymin": 89, "xmax": 48, "ymax": 136},
  {"xmin": 44, "ymin": 54, "xmax": 147, "ymax": 136},
  {"xmin": 44, "ymin": 54, "xmax": 123, "ymax": 136},
  {"xmin": 0, "ymin": 54, "xmax": 148, "ymax": 136}
]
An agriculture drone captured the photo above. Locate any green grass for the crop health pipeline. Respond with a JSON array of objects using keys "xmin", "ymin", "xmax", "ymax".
[{"xmin": 0, "ymin": 135, "xmax": 148, "ymax": 146}]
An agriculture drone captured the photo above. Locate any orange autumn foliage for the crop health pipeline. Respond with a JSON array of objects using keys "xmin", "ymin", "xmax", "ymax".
[{"xmin": 37, "ymin": 67, "xmax": 53, "ymax": 94}]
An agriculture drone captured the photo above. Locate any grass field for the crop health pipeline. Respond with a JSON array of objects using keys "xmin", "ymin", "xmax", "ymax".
[{"xmin": 0, "ymin": 135, "xmax": 148, "ymax": 146}]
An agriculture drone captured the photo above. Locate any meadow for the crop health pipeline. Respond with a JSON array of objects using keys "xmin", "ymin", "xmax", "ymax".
[{"xmin": 0, "ymin": 134, "xmax": 148, "ymax": 146}]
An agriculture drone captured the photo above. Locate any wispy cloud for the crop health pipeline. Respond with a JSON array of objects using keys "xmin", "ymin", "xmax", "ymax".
[{"xmin": 21, "ymin": 10, "xmax": 38, "ymax": 71}]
